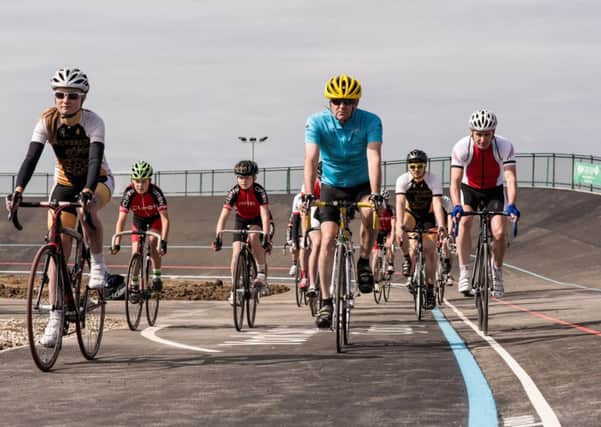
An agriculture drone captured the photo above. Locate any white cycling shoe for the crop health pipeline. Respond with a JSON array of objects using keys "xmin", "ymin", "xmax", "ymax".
[
  {"xmin": 88, "ymin": 264, "xmax": 109, "ymax": 289},
  {"xmin": 458, "ymin": 270, "xmax": 472, "ymax": 295},
  {"xmin": 288, "ymin": 264, "xmax": 297, "ymax": 276},
  {"xmin": 40, "ymin": 311, "xmax": 62, "ymax": 348},
  {"xmin": 492, "ymin": 268, "xmax": 504, "ymax": 298}
]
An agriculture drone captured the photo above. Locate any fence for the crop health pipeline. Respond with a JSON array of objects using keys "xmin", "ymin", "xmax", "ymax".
[{"xmin": 2, "ymin": 153, "xmax": 601, "ymax": 197}]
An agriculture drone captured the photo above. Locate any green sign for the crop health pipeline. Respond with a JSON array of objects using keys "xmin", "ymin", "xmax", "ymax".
[{"xmin": 573, "ymin": 161, "xmax": 601, "ymax": 186}]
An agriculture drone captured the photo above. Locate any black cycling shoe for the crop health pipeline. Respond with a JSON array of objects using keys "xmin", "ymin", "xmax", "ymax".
[
  {"xmin": 316, "ymin": 304, "xmax": 333, "ymax": 329},
  {"xmin": 152, "ymin": 277, "xmax": 163, "ymax": 292},
  {"xmin": 306, "ymin": 287, "xmax": 317, "ymax": 298},
  {"xmin": 402, "ymin": 256, "xmax": 412, "ymax": 277},
  {"xmin": 357, "ymin": 257, "xmax": 374, "ymax": 293},
  {"xmin": 426, "ymin": 287, "xmax": 436, "ymax": 309}
]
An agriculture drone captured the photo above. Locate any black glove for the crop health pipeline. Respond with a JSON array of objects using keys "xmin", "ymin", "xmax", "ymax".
[
  {"xmin": 261, "ymin": 233, "xmax": 272, "ymax": 251},
  {"xmin": 6, "ymin": 190, "xmax": 22, "ymax": 218},
  {"xmin": 285, "ymin": 225, "xmax": 292, "ymax": 243},
  {"xmin": 212, "ymin": 235, "xmax": 223, "ymax": 251},
  {"xmin": 301, "ymin": 193, "xmax": 314, "ymax": 211},
  {"xmin": 369, "ymin": 193, "xmax": 384, "ymax": 210},
  {"xmin": 79, "ymin": 191, "xmax": 94, "ymax": 206},
  {"xmin": 160, "ymin": 240, "xmax": 168, "ymax": 254},
  {"xmin": 110, "ymin": 244, "xmax": 121, "ymax": 255}
]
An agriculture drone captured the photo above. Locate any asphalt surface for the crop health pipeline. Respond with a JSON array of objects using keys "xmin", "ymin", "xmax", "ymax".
[{"xmin": 2, "ymin": 188, "xmax": 601, "ymax": 426}]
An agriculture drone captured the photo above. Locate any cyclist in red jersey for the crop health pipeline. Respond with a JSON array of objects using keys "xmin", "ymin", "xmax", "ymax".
[
  {"xmin": 112, "ymin": 161, "xmax": 169, "ymax": 292},
  {"xmin": 450, "ymin": 109, "xmax": 519, "ymax": 298},
  {"xmin": 371, "ymin": 190, "xmax": 396, "ymax": 277},
  {"xmin": 212, "ymin": 160, "xmax": 272, "ymax": 300}
]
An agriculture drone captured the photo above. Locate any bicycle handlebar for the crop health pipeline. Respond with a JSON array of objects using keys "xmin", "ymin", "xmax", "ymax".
[
  {"xmin": 307, "ymin": 200, "xmax": 378, "ymax": 229},
  {"xmin": 111, "ymin": 230, "xmax": 163, "ymax": 252},
  {"xmin": 6, "ymin": 198, "xmax": 94, "ymax": 231},
  {"xmin": 453, "ymin": 210, "xmax": 518, "ymax": 238}
]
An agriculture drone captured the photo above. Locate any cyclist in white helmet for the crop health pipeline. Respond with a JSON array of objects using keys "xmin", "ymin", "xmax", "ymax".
[
  {"xmin": 450, "ymin": 109, "xmax": 519, "ymax": 298},
  {"xmin": 7, "ymin": 67, "xmax": 114, "ymax": 347}
]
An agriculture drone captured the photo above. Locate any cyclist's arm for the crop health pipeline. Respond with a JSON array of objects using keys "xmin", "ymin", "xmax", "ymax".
[
  {"xmin": 366, "ymin": 141, "xmax": 382, "ymax": 194},
  {"xmin": 504, "ymin": 164, "xmax": 517, "ymax": 206},
  {"xmin": 432, "ymin": 196, "xmax": 446, "ymax": 229},
  {"xmin": 389, "ymin": 216, "xmax": 396, "ymax": 243},
  {"xmin": 304, "ymin": 143, "xmax": 319, "ymax": 197},
  {"xmin": 159, "ymin": 209, "xmax": 170, "ymax": 242},
  {"xmin": 260, "ymin": 204, "xmax": 271, "ymax": 240},
  {"xmin": 395, "ymin": 193, "xmax": 406, "ymax": 238},
  {"xmin": 15, "ymin": 142, "xmax": 45, "ymax": 192},
  {"xmin": 215, "ymin": 207, "xmax": 230, "ymax": 234},
  {"xmin": 450, "ymin": 166, "xmax": 463, "ymax": 207},
  {"xmin": 114, "ymin": 210, "xmax": 128, "ymax": 246},
  {"xmin": 83, "ymin": 141, "xmax": 104, "ymax": 193}
]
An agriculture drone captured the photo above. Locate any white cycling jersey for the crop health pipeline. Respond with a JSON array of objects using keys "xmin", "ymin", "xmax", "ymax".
[{"xmin": 451, "ymin": 135, "xmax": 515, "ymax": 189}]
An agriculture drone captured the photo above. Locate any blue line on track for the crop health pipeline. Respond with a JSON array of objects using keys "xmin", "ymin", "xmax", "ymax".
[{"xmin": 432, "ymin": 307, "xmax": 498, "ymax": 427}]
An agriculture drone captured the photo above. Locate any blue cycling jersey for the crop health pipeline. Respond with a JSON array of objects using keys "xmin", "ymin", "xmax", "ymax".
[{"xmin": 305, "ymin": 108, "xmax": 382, "ymax": 188}]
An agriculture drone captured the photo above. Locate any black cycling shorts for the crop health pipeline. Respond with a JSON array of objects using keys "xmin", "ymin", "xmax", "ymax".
[
  {"xmin": 460, "ymin": 184, "xmax": 505, "ymax": 211},
  {"xmin": 233, "ymin": 215, "xmax": 262, "ymax": 243},
  {"xmin": 319, "ymin": 181, "xmax": 371, "ymax": 223}
]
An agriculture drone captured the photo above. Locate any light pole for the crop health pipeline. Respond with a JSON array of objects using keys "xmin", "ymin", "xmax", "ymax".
[{"xmin": 238, "ymin": 136, "xmax": 269, "ymax": 162}]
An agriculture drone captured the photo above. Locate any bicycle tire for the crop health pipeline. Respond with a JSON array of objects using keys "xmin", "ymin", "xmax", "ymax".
[
  {"xmin": 415, "ymin": 252, "xmax": 424, "ymax": 321},
  {"xmin": 125, "ymin": 253, "xmax": 143, "ymax": 331},
  {"xmin": 247, "ymin": 254, "xmax": 258, "ymax": 328},
  {"xmin": 232, "ymin": 250, "xmax": 246, "ymax": 331},
  {"xmin": 335, "ymin": 246, "xmax": 346, "ymax": 353},
  {"xmin": 343, "ymin": 249, "xmax": 352, "ymax": 345},
  {"xmin": 435, "ymin": 256, "xmax": 445, "ymax": 306},
  {"xmin": 26, "ymin": 245, "xmax": 64, "ymax": 372},
  {"xmin": 74, "ymin": 249, "xmax": 105, "ymax": 359},
  {"xmin": 481, "ymin": 243, "xmax": 491, "ymax": 335},
  {"xmin": 373, "ymin": 256, "xmax": 383, "ymax": 304},
  {"xmin": 145, "ymin": 255, "xmax": 160, "ymax": 327},
  {"xmin": 294, "ymin": 259, "xmax": 302, "ymax": 307},
  {"xmin": 308, "ymin": 275, "xmax": 320, "ymax": 317}
]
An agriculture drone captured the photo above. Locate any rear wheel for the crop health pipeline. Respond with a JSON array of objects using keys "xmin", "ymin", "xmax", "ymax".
[
  {"xmin": 435, "ymin": 257, "xmax": 446, "ymax": 306},
  {"xmin": 146, "ymin": 256, "xmax": 160, "ymax": 326},
  {"xmin": 335, "ymin": 247, "xmax": 346, "ymax": 353},
  {"xmin": 415, "ymin": 252, "xmax": 424, "ymax": 321},
  {"xmin": 233, "ymin": 250, "xmax": 246, "ymax": 331},
  {"xmin": 27, "ymin": 245, "xmax": 64, "ymax": 372},
  {"xmin": 383, "ymin": 276, "xmax": 392, "ymax": 302},
  {"xmin": 247, "ymin": 255, "xmax": 258, "ymax": 328},
  {"xmin": 74, "ymin": 249, "xmax": 105, "ymax": 359},
  {"xmin": 373, "ymin": 256, "xmax": 383, "ymax": 304},
  {"xmin": 294, "ymin": 260, "xmax": 302, "ymax": 307},
  {"xmin": 125, "ymin": 253, "xmax": 143, "ymax": 331}
]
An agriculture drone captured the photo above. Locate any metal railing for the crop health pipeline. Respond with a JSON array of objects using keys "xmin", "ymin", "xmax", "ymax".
[{"xmin": 2, "ymin": 153, "xmax": 601, "ymax": 197}]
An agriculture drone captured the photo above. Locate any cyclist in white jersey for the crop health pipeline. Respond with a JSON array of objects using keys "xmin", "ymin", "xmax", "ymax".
[{"xmin": 450, "ymin": 109, "xmax": 519, "ymax": 297}]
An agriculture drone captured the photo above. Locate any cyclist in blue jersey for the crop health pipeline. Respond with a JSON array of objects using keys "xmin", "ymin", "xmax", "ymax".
[{"xmin": 302, "ymin": 74, "xmax": 383, "ymax": 328}]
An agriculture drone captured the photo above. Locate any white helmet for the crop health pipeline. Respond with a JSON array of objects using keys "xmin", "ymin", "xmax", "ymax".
[
  {"xmin": 51, "ymin": 67, "xmax": 90, "ymax": 93},
  {"xmin": 469, "ymin": 109, "xmax": 497, "ymax": 131}
]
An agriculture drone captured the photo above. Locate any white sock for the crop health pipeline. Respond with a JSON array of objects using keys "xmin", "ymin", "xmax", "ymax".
[
  {"xmin": 459, "ymin": 264, "xmax": 469, "ymax": 275},
  {"xmin": 91, "ymin": 252, "xmax": 105, "ymax": 266}
]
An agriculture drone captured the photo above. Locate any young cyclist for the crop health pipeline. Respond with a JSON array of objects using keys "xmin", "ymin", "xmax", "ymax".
[
  {"xmin": 111, "ymin": 161, "xmax": 169, "ymax": 293},
  {"xmin": 395, "ymin": 150, "xmax": 447, "ymax": 309},
  {"xmin": 7, "ymin": 67, "xmax": 114, "ymax": 347},
  {"xmin": 212, "ymin": 160, "xmax": 272, "ymax": 301},
  {"xmin": 371, "ymin": 190, "xmax": 396, "ymax": 277},
  {"xmin": 450, "ymin": 109, "xmax": 519, "ymax": 297}
]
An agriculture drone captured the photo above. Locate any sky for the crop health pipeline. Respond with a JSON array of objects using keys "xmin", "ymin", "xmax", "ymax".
[{"xmin": 1, "ymin": 0, "xmax": 600, "ymax": 174}]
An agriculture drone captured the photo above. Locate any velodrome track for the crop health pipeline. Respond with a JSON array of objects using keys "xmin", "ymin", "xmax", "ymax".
[{"xmin": 1, "ymin": 188, "xmax": 601, "ymax": 426}]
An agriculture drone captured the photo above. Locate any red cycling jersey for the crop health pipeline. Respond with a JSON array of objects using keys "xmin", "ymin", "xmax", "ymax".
[
  {"xmin": 119, "ymin": 183, "xmax": 168, "ymax": 218},
  {"xmin": 378, "ymin": 206, "xmax": 395, "ymax": 232},
  {"xmin": 224, "ymin": 183, "xmax": 269, "ymax": 219}
]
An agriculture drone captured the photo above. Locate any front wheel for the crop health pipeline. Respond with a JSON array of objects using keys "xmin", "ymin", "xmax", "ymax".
[
  {"xmin": 334, "ymin": 246, "xmax": 347, "ymax": 353},
  {"xmin": 27, "ymin": 245, "xmax": 64, "ymax": 372},
  {"xmin": 373, "ymin": 257, "xmax": 383, "ymax": 304},
  {"xmin": 125, "ymin": 253, "xmax": 143, "ymax": 331},
  {"xmin": 232, "ymin": 250, "xmax": 246, "ymax": 331},
  {"xmin": 247, "ymin": 256, "xmax": 258, "ymax": 328},
  {"xmin": 294, "ymin": 260, "xmax": 302, "ymax": 307},
  {"xmin": 145, "ymin": 256, "xmax": 160, "ymax": 327}
]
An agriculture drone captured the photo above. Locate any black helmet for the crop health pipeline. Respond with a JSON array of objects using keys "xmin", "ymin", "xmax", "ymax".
[
  {"xmin": 407, "ymin": 149, "xmax": 428, "ymax": 164},
  {"xmin": 316, "ymin": 161, "xmax": 323, "ymax": 179},
  {"xmin": 234, "ymin": 160, "xmax": 258, "ymax": 176}
]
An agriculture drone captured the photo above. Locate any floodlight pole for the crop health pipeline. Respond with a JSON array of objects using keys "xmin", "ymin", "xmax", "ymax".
[{"xmin": 237, "ymin": 136, "xmax": 269, "ymax": 161}]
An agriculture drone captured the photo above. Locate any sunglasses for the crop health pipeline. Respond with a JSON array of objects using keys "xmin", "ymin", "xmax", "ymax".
[
  {"xmin": 54, "ymin": 91, "xmax": 84, "ymax": 100},
  {"xmin": 330, "ymin": 99, "xmax": 355, "ymax": 106},
  {"xmin": 408, "ymin": 163, "xmax": 426, "ymax": 171}
]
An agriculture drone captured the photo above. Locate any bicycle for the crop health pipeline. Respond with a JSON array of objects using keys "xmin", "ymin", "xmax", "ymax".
[
  {"xmin": 301, "ymin": 224, "xmax": 322, "ymax": 317},
  {"xmin": 455, "ymin": 208, "xmax": 516, "ymax": 335},
  {"xmin": 434, "ymin": 241, "xmax": 451, "ymax": 306},
  {"xmin": 283, "ymin": 242, "xmax": 306, "ymax": 308},
  {"xmin": 111, "ymin": 227, "xmax": 163, "ymax": 331},
  {"xmin": 218, "ymin": 229, "xmax": 263, "ymax": 331},
  {"xmin": 310, "ymin": 200, "xmax": 376, "ymax": 353},
  {"xmin": 406, "ymin": 224, "xmax": 439, "ymax": 321},
  {"xmin": 373, "ymin": 242, "xmax": 393, "ymax": 304},
  {"xmin": 8, "ymin": 197, "xmax": 105, "ymax": 372}
]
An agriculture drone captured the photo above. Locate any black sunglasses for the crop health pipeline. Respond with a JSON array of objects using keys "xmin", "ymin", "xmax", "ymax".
[
  {"xmin": 330, "ymin": 99, "xmax": 355, "ymax": 106},
  {"xmin": 54, "ymin": 91, "xmax": 84, "ymax": 100}
]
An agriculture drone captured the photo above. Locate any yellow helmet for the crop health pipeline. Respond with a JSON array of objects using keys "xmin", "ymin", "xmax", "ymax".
[{"xmin": 324, "ymin": 74, "xmax": 362, "ymax": 99}]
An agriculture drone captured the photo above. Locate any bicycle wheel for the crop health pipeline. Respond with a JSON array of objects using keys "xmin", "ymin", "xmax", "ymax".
[
  {"xmin": 146, "ymin": 255, "xmax": 160, "ymax": 327},
  {"xmin": 435, "ymin": 256, "xmax": 445, "ymax": 306},
  {"xmin": 343, "ymin": 249, "xmax": 353, "ymax": 345},
  {"xmin": 125, "ymin": 253, "xmax": 143, "ymax": 331},
  {"xmin": 480, "ymin": 244, "xmax": 491, "ymax": 335},
  {"xmin": 383, "ymin": 274, "xmax": 392, "ymax": 302},
  {"xmin": 308, "ymin": 274, "xmax": 320, "ymax": 317},
  {"xmin": 74, "ymin": 248, "xmax": 105, "ymax": 359},
  {"xmin": 335, "ymin": 246, "xmax": 346, "ymax": 353},
  {"xmin": 232, "ymin": 250, "xmax": 246, "ymax": 331},
  {"xmin": 247, "ymin": 255, "xmax": 258, "ymax": 328},
  {"xmin": 373, "ymin": 256, "xmax": 383, "ymax": 304},
  {"xmin": 415, "ymin": 252, "xmax": 424, "ymax": 321},
  {"xmin": 294, "ymin": 260, "xmax": 302, "ymax": 307},
  {"xmin": 26, "ymin": 245, "xmax": 64, "ymax": 372}
]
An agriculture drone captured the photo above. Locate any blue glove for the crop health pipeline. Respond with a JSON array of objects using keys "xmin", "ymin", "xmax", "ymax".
[
  {"xmin": 451, "ymin": 205, "xmax": 464, "ymax": 219},
  {"xmin": 505, "ymin": 204, "xmax": 520, "ymax": 219}
]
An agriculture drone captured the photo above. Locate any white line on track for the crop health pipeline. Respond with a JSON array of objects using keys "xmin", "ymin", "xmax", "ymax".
[
  {"xmin": 444, "ymin": 299, "xmax": 560, "ymax": 427},
  {"xmin": 141, "ymin": 325, "xmax": 221, "ymax": 353}
]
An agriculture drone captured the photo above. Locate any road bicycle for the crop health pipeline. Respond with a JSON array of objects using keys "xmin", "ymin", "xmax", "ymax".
[
  {"xmin": 8, "ymin": 198, "xmax": 105, "ymax": 372},
  {"xmin": 456, "ymin": 208, "xmax": 516, "ymax": 335},
  {"xmin": 111, "ymin": 228, "xmax": 162, "ymax": 330},
  {"xmin": 373, "ymin": 241, "xmax": 393, "ymax": 304},
  {"xmin": 406, "ymin": 224, "xmax": 439, "ymax": 321},
  {"xmin": 311, "ymin": 200, "xmax": 375, "ymax": 353},
  {"xmin": 218, "ymin": 229, "xmax": 264, "ymax": 331},
  {"xmin": 434, "ymin": 241, "xmax": 451, "ymax": 306},
  {"xmin": 283, "ymin": 242, "xmax": 306, "ymax": 308}
]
